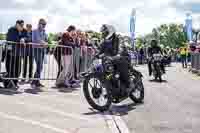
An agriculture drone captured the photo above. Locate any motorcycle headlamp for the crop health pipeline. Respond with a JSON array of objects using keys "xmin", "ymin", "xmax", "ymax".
[{"xmin": 103, "ymin": 60, "xmax": 114, "ymax": 73}]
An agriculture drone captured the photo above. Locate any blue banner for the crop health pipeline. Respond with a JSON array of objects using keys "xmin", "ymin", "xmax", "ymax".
[
  {"xmin": 130, "ymin": 9, "xmax": 136, "ymax": 47},
  {"xmin": 185, "ymin": 13, "xmax": 193, "ymax": 42}
]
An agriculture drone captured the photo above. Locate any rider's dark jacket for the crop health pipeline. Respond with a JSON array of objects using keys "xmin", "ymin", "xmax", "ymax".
[
  {"xmin": 148, "ymin": 45, "xmax": 163, "ymax": 57},
  {"xmin": 98, "ymin": 34, "xmax": 119, "ymax": 57}
]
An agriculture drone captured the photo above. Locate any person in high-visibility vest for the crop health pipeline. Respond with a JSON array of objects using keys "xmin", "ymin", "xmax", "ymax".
[{"xmin": 180, "ymin": 46, "xmax": 188, "ymax": 68}]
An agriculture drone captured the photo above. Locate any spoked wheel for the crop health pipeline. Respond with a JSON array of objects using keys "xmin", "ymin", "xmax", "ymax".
[
  {"xmin": 83, "ymin": 75, "xmax": 112, "ymax": 112},
  {"xmin": 129, "ymin": 78, "xmax": 144, "ymax": 103}
]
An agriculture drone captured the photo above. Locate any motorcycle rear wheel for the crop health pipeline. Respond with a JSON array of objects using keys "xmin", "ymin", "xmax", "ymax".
[{"xmin": 129, "ymin": 78, "xmax": 144, "ymax": 103}]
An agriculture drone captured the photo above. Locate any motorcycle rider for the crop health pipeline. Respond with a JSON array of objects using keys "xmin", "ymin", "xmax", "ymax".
[
  {"xmin": 97, "ymin": 24, "xmax": 141, "ymax": 92},
  {"xmin": 147, "ymin": 39, "xmax": 165, "ymax": 76}
]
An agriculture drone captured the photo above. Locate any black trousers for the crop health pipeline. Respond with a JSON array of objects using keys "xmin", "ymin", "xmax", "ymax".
[
  {"xmin": 22, "ymin": 55, "xmax": 33, "ymax": 79},
  {"xmin": 4, "ymin": 53, "xmax": 22, "ymax": 87},
  {"xmin": 54, "ymin": 48, "xmax": 62, "ymax": 78},
  {"xmin": 148, "ymin": 59, "xmax": 165, "ymax": 75}
]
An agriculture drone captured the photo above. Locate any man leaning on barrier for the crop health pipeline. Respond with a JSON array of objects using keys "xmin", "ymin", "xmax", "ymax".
[
  {"xmin": 3, "ymin": 20, "xmax": 26, "ymax": 90},
  {"xmin": 31, "ymin": 19, "xmax": 48, "ymax": 88},
  {"xmin": 21, "ymin": 24, "xmax": 33, "ymax": 83}
]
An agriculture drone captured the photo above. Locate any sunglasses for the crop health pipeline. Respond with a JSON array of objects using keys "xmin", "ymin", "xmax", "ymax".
[
  {"xmin": 40, "ymin": 23, "xmax": 46, "ymax": 26},
  {"xmin": 17, "ymin": 23, "xmax": 24, "ymax": 28}
]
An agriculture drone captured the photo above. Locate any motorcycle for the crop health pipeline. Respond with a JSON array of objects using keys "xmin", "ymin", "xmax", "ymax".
[
  {"xmin": 151, "ymin": 54, "xmax": 164, "ymax": 82},
  {"xmin": 163, "ymin": 54, "xmax": 171, "ymax": 66},
  {"xmin": 81, "ymin": 55, "xmax": 144, "ymax": 112}
]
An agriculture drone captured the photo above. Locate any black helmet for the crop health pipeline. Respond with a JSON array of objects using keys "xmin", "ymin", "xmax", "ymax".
[{"xmin": 100, "ymin": 24, "xmax": 116, "ymax": 39}]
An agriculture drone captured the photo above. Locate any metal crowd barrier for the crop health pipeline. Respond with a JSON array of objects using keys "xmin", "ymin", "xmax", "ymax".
[
  {"xmin": 190, "ymin": 52, "xmax": 200, "ymax": 73},
  {"xmin": 0, "ymin": 41, "xmax": 95, "ymax": 86},
  {"xmin": 0, "ymin": 41, "xmax": 74, "ymax": 80}
]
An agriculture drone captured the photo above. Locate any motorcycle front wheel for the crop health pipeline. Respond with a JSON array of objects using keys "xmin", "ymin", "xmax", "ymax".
[{"xmin": 83, "ymin": 74, "xmax": 112, "ymax": 112}]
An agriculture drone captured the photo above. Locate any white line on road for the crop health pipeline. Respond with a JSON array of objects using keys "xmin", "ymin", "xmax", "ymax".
[
  {"xmin": 17, "ymin": 102, "xmax": 95, "ymax": 122},
  {"xmin": 112, "ymin": 113, "xmax": 130, "ymax": 133},
  {"xmin": 103, "ymin": 111, "xmax": 120, "ymax": 133},
  {"xmin": 0, "ymin": 112, "xmax": 70, "ymax": 133},
  {"xmin": 103, "ymin": 111, "xmax": 130, "ymax": 133}
]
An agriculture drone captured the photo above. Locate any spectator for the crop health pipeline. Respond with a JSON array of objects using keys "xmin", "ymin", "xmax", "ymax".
[
  {"xmin": 139, "ymin": 47, "xmax": 144, "ymax": 64},
  {"xmin": 72, "ymin": 29, "xmax": 81, "ymax": 81},
  {"xmin": 4, "ymin": 20, "xmax": 26, "ymax": 89},
  {"xmin": 22, "ymin": 24, "xmax": 33, "ymax": 83},
  {"xmin": 56, "ymin": 32, "xmax": 74, "ymax": 88},
  {"xmin": 80, "ymin": 32, "xmax": 88, "ymax": 73},
  {"xmin": 54, "ymin": 34, "xmax": 63, "ymax": 78},
  {"xmin": 31, "ymin": 19, "xmax": 48, "ymax": 88},
  {"xmin": 85, "ymin": 33, "xmax": 94, "ymax": 69},
  {"xmin": 0, "ymin": 40, "xmax": 4, "ymax": 73},
  {"xmin": 66, "ymin": 25, "xmax": 80, "ymax": 86},
  {"xmin": 180, "ymin": 46, "xmax": 188, "ymax": 68}
]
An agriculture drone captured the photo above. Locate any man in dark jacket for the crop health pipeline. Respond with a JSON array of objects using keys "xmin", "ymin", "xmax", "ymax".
[
  {"xmin": 4, "ymin": 20, "xmax": 27, "ymax": 89},
  {"xmin": 22, "ymin": 24, "xmax": 33, "ymax": 82}
]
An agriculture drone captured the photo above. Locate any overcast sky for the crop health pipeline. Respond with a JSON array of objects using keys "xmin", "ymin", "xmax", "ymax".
[{"xmin": 0, "ymin": 0, "xmax": 200, "ymax": 35}]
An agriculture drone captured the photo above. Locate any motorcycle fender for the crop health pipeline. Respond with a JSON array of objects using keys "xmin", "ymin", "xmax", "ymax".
[{"xmin": 81, "ymin": 72, "xmax": 94, "ymax": 78}]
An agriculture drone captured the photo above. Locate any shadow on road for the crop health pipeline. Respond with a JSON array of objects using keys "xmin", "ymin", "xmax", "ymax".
[
  {"xmin": 111, "ymin": 102, "xmax": 143, "ymax": 116},
  {"xmin": 83, "ymin": 103, "xmax": 143, "ymax": 116},
  {"xmin": 24, "ymin": 88, "xmax": 44, "ymax": 95},
  {"xmin": 58, "ymin": 88, "xmax": 79, "ymax": 93},
  {"xmin": 51, "ymin": 85, "xmax": 79, "ymax": 93},
  {"xmin": 149, "ymin": 79, "xmax": 168, "ymax": 83},
  {"xmin": 0, "ymin": 88, "xmax": 22, "ymax": 95},
  {"xmin": 83, "ymin": 108, "xmax": 103, "ymax": 115}
]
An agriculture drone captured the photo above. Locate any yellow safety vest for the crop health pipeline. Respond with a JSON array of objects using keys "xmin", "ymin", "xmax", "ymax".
[{"xmin": 180, "ymin": 47, "xmax": 187, "ymax": 55}]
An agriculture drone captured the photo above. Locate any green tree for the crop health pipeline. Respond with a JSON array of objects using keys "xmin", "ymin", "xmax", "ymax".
[
  {"xmin": 0, "ymin": 33, "xmax": 6, "ymax": 40},
  {"xmin": 136, "ymin": 36, "xmax": 146, "ymax": 48},
  {"xmin": 143, "ymin": 23, "xmax": 187, "ymax": 48}
]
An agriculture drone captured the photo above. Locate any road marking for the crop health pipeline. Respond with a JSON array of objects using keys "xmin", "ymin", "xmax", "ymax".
[
  {"xmin": 103, "ymin": 111, "xmax": 120, "ymax": 133},
  {"xmin": 103, "ymin": 110, "xmax": 130, "ymax": 133},
  {"xmin": 16, "ymin": 102, "xmax": 95, "ymax": 122},
  {"xmin": 113, "ymin": 115, "xmax": 130, "ymax": 133},
  {"xmin": 111, "ymin": 107, "xmax": 131, "ymax": 133},
  {"xmin": 0, "ymin": 111, "xmax": 70, "ymax": 133}
]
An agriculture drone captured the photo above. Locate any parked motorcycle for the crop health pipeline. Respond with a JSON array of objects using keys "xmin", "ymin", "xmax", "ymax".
[
  {"xmin": 81, "ymin": 55, "xmax": 144, "ymax": 112},
  {"xmin": 151, "ymin": 54, "xmax": 164, "ymax": 82}
]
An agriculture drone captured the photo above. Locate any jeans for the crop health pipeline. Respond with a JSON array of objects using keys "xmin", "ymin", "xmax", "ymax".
[
  {"xmin": 32, "ymin": 48, "xmax": 45, "ymax": 84},
  {"xmin": 181, "ymin": 55, "xmax": 187, "ymax": 68},
  {"xmin": 22, "ymin": 55, "xmax": 33, "ymax": 79},
  {"xmin": 80, "ymin": 52, "xmax": 87, "ymax": 73}
]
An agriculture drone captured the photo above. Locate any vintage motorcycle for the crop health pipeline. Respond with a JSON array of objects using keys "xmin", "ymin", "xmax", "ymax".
[
  {"xmin": 81, "ymin": 55, "xmax": 144, "ymax": 112},
  {"xmin": 151, "ymin": 54, "xmax": 164, "ymax": 82}
]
